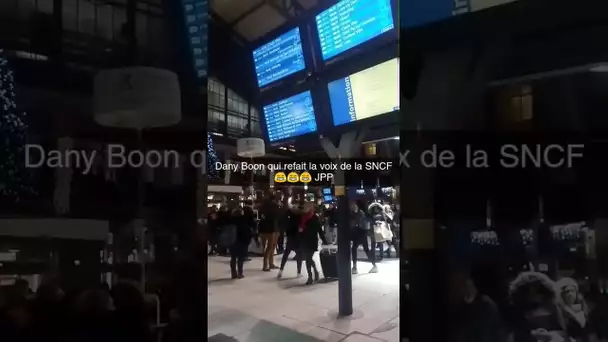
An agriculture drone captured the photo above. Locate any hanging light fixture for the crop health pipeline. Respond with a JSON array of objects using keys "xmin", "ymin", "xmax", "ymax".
[
  {"xmin": 486, "ymin": 199, "xmax": 492, "ymax": 229},
  {"xmin": 471, "ymin": 230, "xmax": 500, "ymax": 246},
  {"xmin": 538, "ymin": 195, "xmax": 544, "ymax": 223}
]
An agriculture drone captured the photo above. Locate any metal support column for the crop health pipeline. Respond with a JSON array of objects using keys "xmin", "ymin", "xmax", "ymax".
[
  {"xmin": 320, "ymin": 130, "xmax": 367, "ymax": 316},
  {"xmin": 135, "ymin": 130, "xmax": 146, "ymax": 292},
  {"xmin": 126, "ymin": 0, "xmax": 137, "ymax": 65}
]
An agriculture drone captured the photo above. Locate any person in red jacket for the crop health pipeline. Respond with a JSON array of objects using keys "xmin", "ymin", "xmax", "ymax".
[{"xmin": 298, "ymin": 202, "xmax": 328, "ymax": 285}]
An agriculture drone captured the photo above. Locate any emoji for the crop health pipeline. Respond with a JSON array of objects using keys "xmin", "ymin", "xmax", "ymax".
[
  {"xmin": 287, "ymin": 172, "xmax": 300, "ymax": 183},
  {"xmin": 299, "ymin": 172, "xmax": 312, "ymax": 183},
  {"xmin": 274, "ymin": 172, "xmax": 287, "ymax": 183}
]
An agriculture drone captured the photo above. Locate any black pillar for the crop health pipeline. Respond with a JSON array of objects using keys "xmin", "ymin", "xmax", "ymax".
[
  {"xmin": 321, "ymin": 131, "xmax": 367, "ymax": 316},
  {"xmin": 52, "ymin": 0, "xmax": 63, "ymax": 63},
  {"xmin": 334, "ymin": 169, "xmax": 353, "ymax": 316},
  {"xmin": 400, "ymin": 42, "xmax": 503, "ymax": 341},
  {"xmin": 126, "ymin": 0, "xmax": 137, "ymax": 65}
]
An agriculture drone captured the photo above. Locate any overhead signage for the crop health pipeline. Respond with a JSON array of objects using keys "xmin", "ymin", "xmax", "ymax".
[
  {"xmin": 315, "ymin": 0, "xmax": 395, "ymax": 61},
  {"xmin": 253, "ymin": 28, "xmax": 306, "ymax": 88},
  {"xmin": 262, "ymin": 91, "xmax": 318, "ymax": 142}
]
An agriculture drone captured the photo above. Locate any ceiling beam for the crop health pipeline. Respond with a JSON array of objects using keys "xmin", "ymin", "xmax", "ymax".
[
  {"xmin": 291, "ymin": 0, "xmax": 305, "ymax": 15},
  {"xmin": 264, "ymin": 0, "xmax": 292, "ymax": 20},
  {"xmin": 282, "ymin": 0, "xmax": 305, "ymax": 16},
  {"xmin": 230, "ymin": 2, "xmax": 267, "ymax": 28}
]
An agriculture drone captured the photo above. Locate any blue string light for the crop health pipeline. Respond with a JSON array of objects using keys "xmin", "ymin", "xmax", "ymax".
[
  {"xmin": 207, "ymin": 133, "xmax": 219, "ymax": 180},
  {"xmin": 0, "ymin": 49, "xmax": 33, "ymax": 202}
]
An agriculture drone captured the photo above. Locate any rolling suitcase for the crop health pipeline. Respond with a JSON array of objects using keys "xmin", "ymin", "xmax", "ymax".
[{"xmin": 319, "ymin": 245, "xmax": 338, "ymax": 279}]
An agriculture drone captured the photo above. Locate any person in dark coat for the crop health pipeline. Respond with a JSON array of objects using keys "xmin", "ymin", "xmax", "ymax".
[
  {"xmin": 277, "ymin": 205, "xmax": 303, "ymax": 279},
  {"xmin": 0, "ymin": 296, "xmax": 31, "ymax": 342},
  {"xmin": 68, "ymin": 288, "xmax": 118, "ymax": 342},
  {"xmin": 110, "ymin": 281, "xmax": 153, "ymax": 342},
  {"xmin": 351, "ymin": 202, "xmax": 378, "ymax": 274},
  {"xmin": 215, "ymin": 206, "xmax": 231, "ymax": 255},
  {"xmin": 29, "ymin": 279, "xmax": 67, "ymax": 342},
  {"xmin": 207, "ymin": 206, "xmax": 219, "ymax": 255},
  {"xmin": 230, "ymin": 207, "xmax": 255, "ymax": 279},
  {"xmin": 448, "ymin": 271, "xmax": 507, "ymax": 342},
  {"xmin": 507, "ymin": 271, "xmax": 571, "ymax": 342},
  {"xmin": 298, "ymin": 202, "xmax": 328, "ymax": 285},
  {"xmin": 243, "ymin": 205, "xmax": 257, "ymax": 261}
]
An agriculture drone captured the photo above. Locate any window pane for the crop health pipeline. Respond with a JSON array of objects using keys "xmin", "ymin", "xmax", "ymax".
[
  {"xmin": 96, "ymin": 4, "xmax": 113, "ymax": 40},
  {"xmin": 366, "ymin": 144, "xmax": 377, "ymax": 156},
  {"xmin": 208, "ymin": 109, "xmax": 225, "ymax": 133},
  {"xmin": 227, "ymin": 114, "xmax": 248, "ymax": 138},
  {"xmin": 146, "ymin": 16, "xmax": 165, "ymax": 52},
  {"xmin": 62, "ymin": 0, "xmax": 77, "ymax": 31},
  {"xmin": 510, "ymin": 97, "xmax": 522, "ymax": 121},
  {"xmin": 113, "ymin": 7, "xmax": 127, "ymax": 42},
  {"xmin": 521, "ymin": 94, "xmax": 533, "ymax": 121},
  {"xmin": 208, "ymin": 80, "xmax": 225, "ymax": 109},
  {"xmin": 210, "ymin": 110, "xmax": 225, "ymax": 123},
  {"xmin": 0, "ymin": 1, "xmax": 17, "ymax": 17},
  {"xmin": 1, "ymin": 2, "xmax": 19, "ymax": 22},
  {"xmin": 37, "ymin": 0, "xmax": 53, "ymax": 14},
  {"xmin": 227, "ymin": 88, "xmax": 248, "ymax": 115},
  {"xmin": 251, "ymin": 119, "xmax": 261, "ymax": 137},
  {"xmin": 78, "ymin": 0, "xmax": 96, "ymax": 35},
  {"xmin": 17, "ymin": 0, "xmax": 35, "ymax": 20},
  {"xmin": 209, "ymin": 92, "xmax": 224, "ymax": 108},
  {"xmin": 136, "ymin": 4, "xmax": 148, "ymax": 49}
]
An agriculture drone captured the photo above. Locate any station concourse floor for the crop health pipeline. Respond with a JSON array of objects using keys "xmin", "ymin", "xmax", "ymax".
[{"xmin": 208, "ymin": 253, "xmax": 400, "ymax": 342}]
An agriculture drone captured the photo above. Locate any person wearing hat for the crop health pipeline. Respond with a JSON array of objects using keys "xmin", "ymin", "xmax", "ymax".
[{"xmin": 556, "ymin": 277, "xmax": 590, "ymax": 340}]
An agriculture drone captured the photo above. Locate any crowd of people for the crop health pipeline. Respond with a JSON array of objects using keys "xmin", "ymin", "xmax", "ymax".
[
  {"xmin": 207, "ymin": 194, "xmax": 400, "ymax": 284},
  {"xmin": 0, "ymin": 278, "xmax": 158, "ymax": 342},
  {"xmin": 448, "ymin": 270, "xmax": 608, "ymax": 342},
  {"xmin": 0, "ymin": 259, "xmax": 210, "ymax": 342}
]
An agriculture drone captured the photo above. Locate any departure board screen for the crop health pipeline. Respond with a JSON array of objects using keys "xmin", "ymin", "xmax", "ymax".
[
  {"xmin": 253, "ymin": 28, "xmax": 306, "ymax": 88},
  {"xmin": 262, "ymin": 91, "xmax": 318, "ymax": 142},
  {"xmin": 328, "ymin": 58, "xmax": 399, "ymax": 126},
  {"xmin": 316, "ymin": 0, "xmax": 395, "ymax": 61}
]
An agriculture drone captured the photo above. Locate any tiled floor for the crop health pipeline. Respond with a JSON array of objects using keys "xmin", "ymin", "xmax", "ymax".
[{"xmin": 208, "ymin": 252, "xmax": 400, "ymax": 342}]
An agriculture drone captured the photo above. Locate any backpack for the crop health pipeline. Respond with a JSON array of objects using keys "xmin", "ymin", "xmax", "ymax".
[
  {"xmin": 374, "ymin": 221, "xmax": 393, "ymax": 242},
  {"xmin": 219, "ymin": 225, "xmax": 237, "ymax": 247}
]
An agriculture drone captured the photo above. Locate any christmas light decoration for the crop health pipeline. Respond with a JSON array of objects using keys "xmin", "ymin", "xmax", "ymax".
[
  {"xmin": 520, "ymin": 229, "xmax": 534, "ymax": 246},
  {"xmin": 207, "ymin": 133, "xmax": 219, "ymax": 179},
  {"xmin": 471, "ymin": 230, "xmax": 500, "ymax": 246},
  {"xmin": 550, "ymin": 222, "xmax": 587, "ymax": 241},
  {"xmin": 0, "ymin": 49, "xmax": 33, "ymax": 202}
]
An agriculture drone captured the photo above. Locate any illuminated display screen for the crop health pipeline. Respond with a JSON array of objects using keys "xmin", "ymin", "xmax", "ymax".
[
  {"xmin": 316, "ymin": 0, "xmax": 394, "ymax": 61},
  {"xmin": 324, "ymin": 195, "xmax": 334, "ymax": 202},
  {"xmin": 401, "ymin": 0, "xmax": 520, "ymax": 29},
  {"xmin": 323, "ymin": 188, "xmax": 332, "ymax": 195},
  {"xmin": 181, "ymin": 0, "xmax": 208, "ymax": 78},
  {"xmin": 328, "ymin": 58, "xmax": 399, "ymax": 126},
  {"xmin": 263, "ymin": 91, "xmax": 318, "ymax": 142},
  {"xmin": 253, "ymin": 28, "xmax": 306, "ymax": 88}
]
